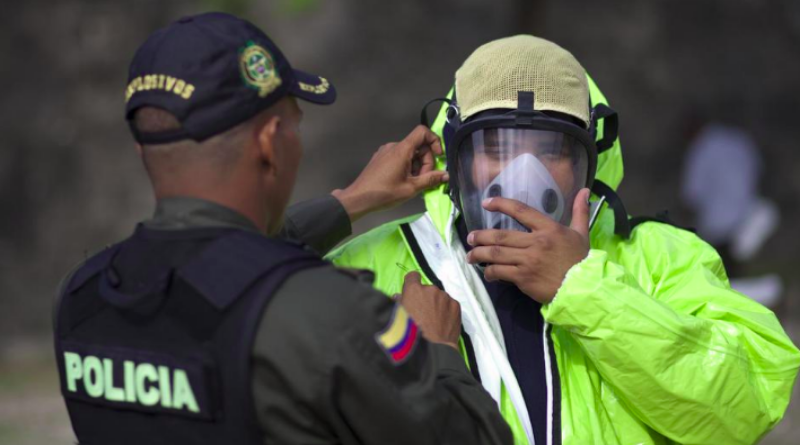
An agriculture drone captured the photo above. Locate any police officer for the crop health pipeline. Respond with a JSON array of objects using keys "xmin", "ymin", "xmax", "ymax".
[{"xmin": 53, "ymin": 12, "xmax": 512, "ymax": 445}]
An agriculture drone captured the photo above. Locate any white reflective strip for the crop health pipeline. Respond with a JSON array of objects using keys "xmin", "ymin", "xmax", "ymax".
[
  {"xmin": 409, "ymin": 214, "xmax": 535, "ymax": 445},
  {"xmin": 543, "ymin": 322, "xmax": 554, "ymax": 445}
]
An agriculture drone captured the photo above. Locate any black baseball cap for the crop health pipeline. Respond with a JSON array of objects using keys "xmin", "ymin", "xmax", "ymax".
[{"xmin": 125, "ymin": 12, "xmax": 336, "ymax": 144}]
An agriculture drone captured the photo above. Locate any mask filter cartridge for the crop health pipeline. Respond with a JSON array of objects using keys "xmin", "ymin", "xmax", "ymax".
[{"xmin": 481, "ymin": 153, "xmax": 564, "ymax": 232}]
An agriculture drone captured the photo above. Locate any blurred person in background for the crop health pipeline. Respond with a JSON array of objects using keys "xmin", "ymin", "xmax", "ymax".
[
  {"xmin": 52, "ymin": 12, "xmax": 513, "ymax": 445},
  {"xmin": 681, "ymin": 118, "xmax": 783, "ymax": 307},
  {"xmin": 328, "ymin": 35, "xmax": 800, "ymax": 445}
]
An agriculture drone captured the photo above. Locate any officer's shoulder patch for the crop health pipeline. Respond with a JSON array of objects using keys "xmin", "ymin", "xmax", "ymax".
[{"xmin": 375, "ymin": 305, "xmax": 419, "ymax": 365}]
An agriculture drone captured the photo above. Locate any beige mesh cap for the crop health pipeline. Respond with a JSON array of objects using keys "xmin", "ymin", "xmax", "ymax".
[{"xmin": 455, "ymin": 35, "xmax": 590, "ymax": 127}]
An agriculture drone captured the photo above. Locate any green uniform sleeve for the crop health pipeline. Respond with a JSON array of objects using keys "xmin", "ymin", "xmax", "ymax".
[
  {"xmin": 280, "ymin": 195, "xmax": 352, "ymax": 255},
  {"xmin": 542, "ymin": 223, "xmax": 800, "ymax": 445},
  {"xmin": 251, "ymin": 266, "xmax": 512, "ymax": 445}
]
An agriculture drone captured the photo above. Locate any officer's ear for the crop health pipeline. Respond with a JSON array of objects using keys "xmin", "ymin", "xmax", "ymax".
[
  {"xmin": 134, "ymin": 143, "xmax": 143, "ymax": 157},
  {"xmin": 255, "ymin": 114, "xmax": 282, "ymax": 174}
]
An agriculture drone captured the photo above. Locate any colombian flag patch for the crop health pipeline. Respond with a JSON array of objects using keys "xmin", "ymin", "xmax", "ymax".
[{"xmin": 376, "ymin": 305, "xmax": 419, "ymax": 364}]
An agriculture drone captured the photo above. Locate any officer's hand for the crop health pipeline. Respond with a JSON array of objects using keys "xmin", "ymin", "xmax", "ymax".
[
  {"xmin": 331, "ymin": 125, "xmax": 448, "ymax": 222},
  {"xmin": 465, "ymin": 188, "xmax": 591, "ymax": 304},
  {"xmin": 397, "ymin": 272, "xmax": 461, "ymax": 350}
]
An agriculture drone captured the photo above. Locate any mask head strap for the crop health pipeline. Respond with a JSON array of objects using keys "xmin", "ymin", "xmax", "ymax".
[
  {"xmin": 420, "ymin": 96, "xmax": 461, "ymax": 157},
  {"xmin": 590, "ymin": 179, "xmax": 631, "ymax": 239},
  {"xmin": 420, "ymin": 97, "xmax": 460, "ymax": 127},
  {"xmin": 590, "ymin": 103, "xmax": 619, "ymax": 153},
  {"xmin": 515, "ymin": 91, "xmax": 536, "ymax": 126}
]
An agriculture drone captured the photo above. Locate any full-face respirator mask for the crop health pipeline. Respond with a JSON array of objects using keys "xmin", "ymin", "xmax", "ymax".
[{"xmin": 422, "ymin": 91, "xmax": 607, "ymax": 236}]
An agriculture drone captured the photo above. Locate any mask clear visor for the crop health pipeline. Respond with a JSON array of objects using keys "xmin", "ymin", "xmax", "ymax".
[{"xmin": 456, "ymin": 127, "xmax": 589, "ymax": 233}]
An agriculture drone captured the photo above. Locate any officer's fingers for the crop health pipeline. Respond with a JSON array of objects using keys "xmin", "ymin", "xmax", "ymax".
[
  {"xmin": 414, "ymin": 146, "xmax": 435, "ymax": 176},
  {"xmin": 405, "ymin": 271, "xmax": 422, "ymax": 282},
  {"xmin": 408, "ymin": 145, "xmax": 433, "ymax": 177},
  {"xmin": 466, "ymin": 245, "xmax": 524, "ymax": 266},
  {"xmin": 410, "ymin": 170, "xmax": 449, "ymax": 192},
  {"xmin": 403, "ymin": 125, "xmax": 443, "ymax": 157},
  {"xmin": 437, "ymin": 290, "xmax": 461, "ymax": 315},
  {"xmin": 570, "ymin": 188, "xmax": 591, "ymax": 238},
  {"xmin": 439, "ymin": 290, "xmax": 461, "ymax": 312},
  {"xmin": 467, "ymin": 229, "xmax": 531, "ymax": 248},
  {"xmin": 412, "ymin": 124, "xmax": 444, "ymax": 156},
  {"xmin": 483, "ymin": 264, "xmax": 519, "ymax": 283},
  {"xmin": 428, "ymin": 133, "xmax": 444, "ymax": 156},
  {"xmin": 482, "ymin": 197, "xmax": 552, "ymax": 231},
  {"xmin": 402, "ymin": 271, "xmax": 422, "ymax": 293}
]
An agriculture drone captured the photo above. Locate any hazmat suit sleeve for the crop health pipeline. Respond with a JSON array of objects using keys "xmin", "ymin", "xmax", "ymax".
[{"xmin": 541, "ymin": 221, "xmax": 800, "ymax": 445}]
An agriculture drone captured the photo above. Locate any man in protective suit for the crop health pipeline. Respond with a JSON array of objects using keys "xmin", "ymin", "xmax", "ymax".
[
  {"xmin": 328, "ymin": 35, "xmax": 800, "ymax": 445},
  {"xmin": 52, "ymin": 12, "xmax": 513, "ymax": 445}
]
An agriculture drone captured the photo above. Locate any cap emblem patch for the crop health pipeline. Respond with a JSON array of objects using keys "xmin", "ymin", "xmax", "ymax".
[{"xmin": 240, "ymin": 41, "xmax": 282, "ymax": 98}]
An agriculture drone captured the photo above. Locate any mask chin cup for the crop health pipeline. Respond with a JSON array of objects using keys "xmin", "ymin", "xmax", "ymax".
[{"xmin": 481, "ymin": 153, "xmax": 565, "ymax": 232}]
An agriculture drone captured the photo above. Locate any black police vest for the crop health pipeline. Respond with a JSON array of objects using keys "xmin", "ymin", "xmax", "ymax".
[{"xmin": 53, "ymin": 225, "xmax": 326, "ymax": 444}]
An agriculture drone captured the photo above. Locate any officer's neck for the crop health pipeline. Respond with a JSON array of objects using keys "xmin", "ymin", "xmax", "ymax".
[{"xmin": 149, "ymin": 157, "xmax": 284, "ymax": 235}]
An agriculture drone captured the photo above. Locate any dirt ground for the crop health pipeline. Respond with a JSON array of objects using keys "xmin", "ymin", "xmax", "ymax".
[{"xmin": 1, "ymin": 306, "xmax": 798, "ymax": 445}]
